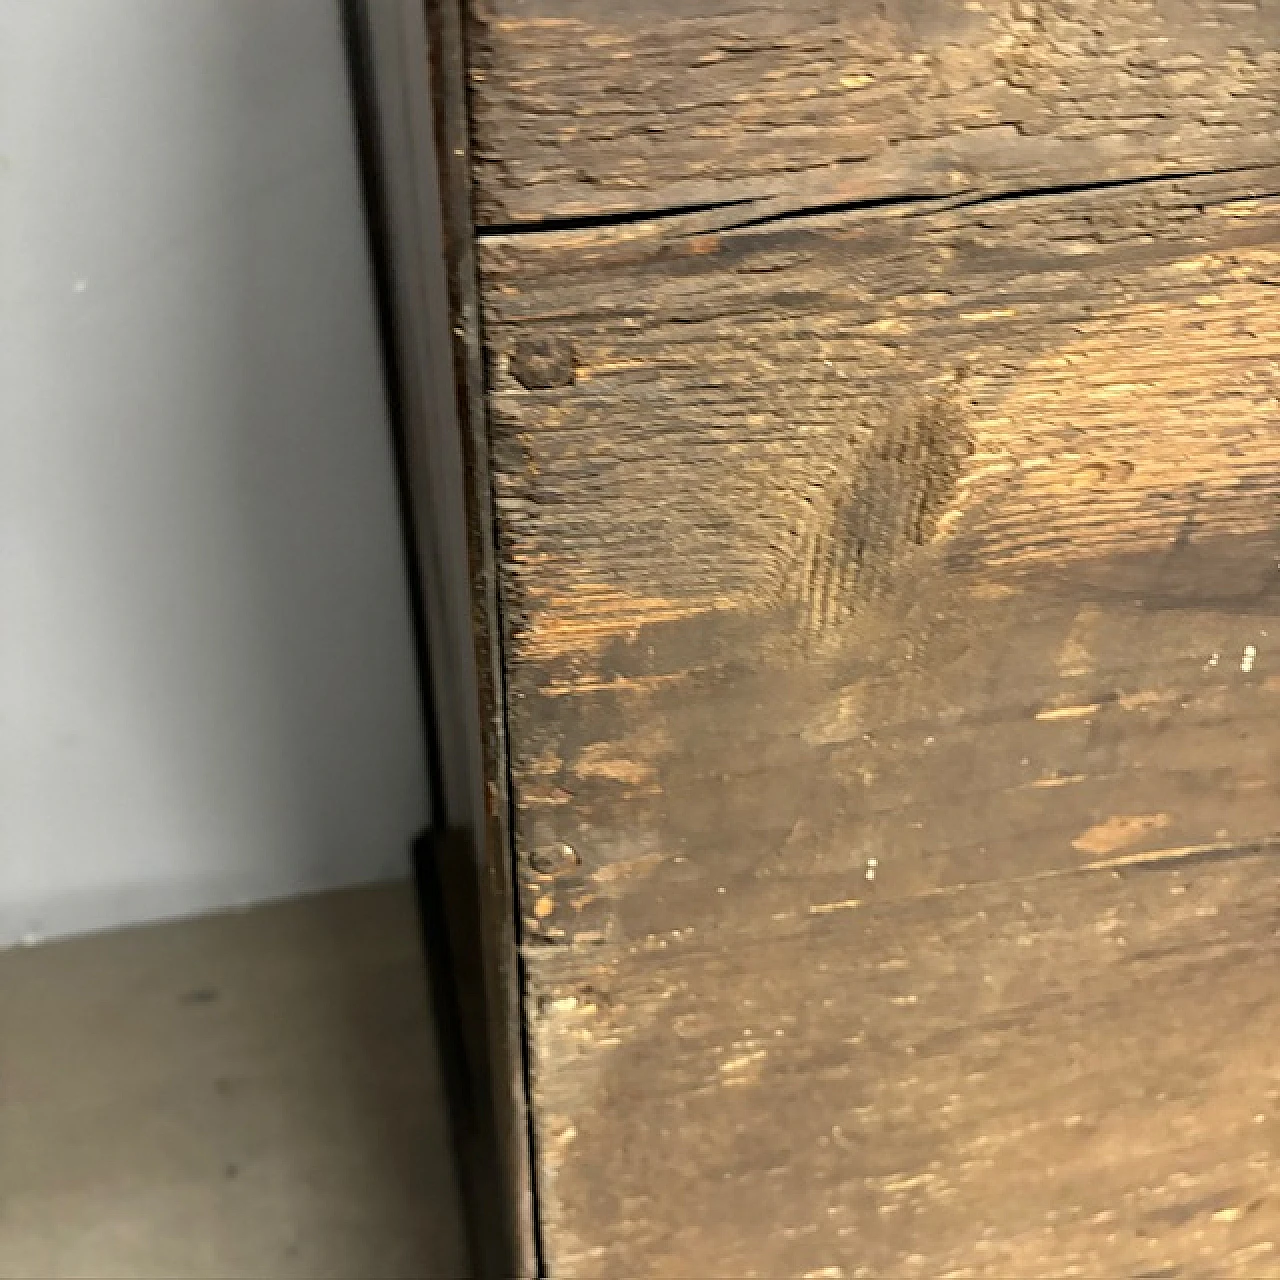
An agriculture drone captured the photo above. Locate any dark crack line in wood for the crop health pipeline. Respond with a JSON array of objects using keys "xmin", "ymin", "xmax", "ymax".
[
  {"xmin": 475, "ymin": 161, "xmax": 1279, "ymax": 244},
  {"xmin": 867, "ymin": 833, "xmax": 1280, "ymax": 916},
  {"xmin": 708, "ymin": 162, "xmax": 1280, "ymax": 236},
  {"xmin": 477, "ymin": 195, "xmax": 758, "ymax": 237},
  {"xmin": 902, "ymin": 162, "xmax": 1280, "ymax": 224},
  {"xmin": 1098, "ymin": 835, "xmax": 1280, "ymax": 876},
  {"xmin": 859, "ymin": 834, "xmax": 1280, "ymax": 907},
  {"xmin": 827, "ymin": 833, "xmax": 1280, "ymax": 907}
]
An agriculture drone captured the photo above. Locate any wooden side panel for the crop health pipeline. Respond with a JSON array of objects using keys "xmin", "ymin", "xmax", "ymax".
[
  {"xmin": 467, "ymin": 0, "xmax": 1280, "ymax": 225},
  {"xmin": 482, "ymin": 170, "xmax": 1280, "ymax": 1278},
  {"xmin": 461, "ymin": 0, "xmax": 1280, "ymax": 1273}
]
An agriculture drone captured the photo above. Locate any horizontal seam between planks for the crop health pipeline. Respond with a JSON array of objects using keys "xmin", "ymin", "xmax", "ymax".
[{"xmin": 475, "ymin": 161, "xmax": 1280, "ymax": 243}]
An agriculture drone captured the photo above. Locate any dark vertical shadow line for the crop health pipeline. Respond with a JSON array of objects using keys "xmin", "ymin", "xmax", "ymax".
[
  {"xmin": 410, "ymin": 829, "xmax": 484, "ymax": 1275},
  {"xmin": 338, "ymin": 0, "xmax": 445, "ymax": 817},
  {"xmin": 340, "ymin": 4, "xmax": 543, "ymax": 1275},
  {"xmin": 337, "ymin": 5, "xmax": 479, "ymax": 1276},
  {"xmin": 421, "ymin": 0, "xmax": 547, "ymax": 1271}
]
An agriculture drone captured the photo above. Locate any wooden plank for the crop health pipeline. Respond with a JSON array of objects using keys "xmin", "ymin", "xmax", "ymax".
[
  {"xmin": 530, "ymin": 847, "xmax": 1280, "ymax": 1277},
  {"xmin": 466, "ymin": 0, "xmax": 1280, "ymax": 226},
  {"xmin": 476, "ymin": 165, "xmax": 1280, "ymax": 1272},
  {"xmin": 482, "ymin": 168, "xmax": 1280, "ymax": 678}
]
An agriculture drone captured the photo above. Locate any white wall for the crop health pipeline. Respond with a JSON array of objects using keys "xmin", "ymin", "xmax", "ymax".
[{"xmin": 0, "ymin": 0, "xmax": 429, "ymax": 945}]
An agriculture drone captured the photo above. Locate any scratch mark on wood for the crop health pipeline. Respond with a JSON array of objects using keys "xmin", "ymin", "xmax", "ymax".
[
  {"xmin": 1036, "ymin": 702, "xmax": 1101, "ymax": 722},
  {"xmin": 1072, "ymin": 813, "xmax": 1174, "ymax": 856}
]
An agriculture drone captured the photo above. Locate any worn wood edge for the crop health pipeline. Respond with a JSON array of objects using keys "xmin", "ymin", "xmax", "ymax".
[
  {"xmin": 343, "ymin": 2, "xmax": 539, "ymax": 1274},
  {"xmin": 420, "ymin": 0, "xmax": 544, "ymax": 1270}
]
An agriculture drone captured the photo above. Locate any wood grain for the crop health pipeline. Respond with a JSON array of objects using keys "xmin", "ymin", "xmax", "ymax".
[
  {"xmin": 472, "ymin": 166, "xmax": 1280, "ymax": 1273},
  {"xmin": 466, "ymin": 0, "xmax": 1280, "ymax": 226},
  {"xmin": 475, "ymin": 166, "xmax": 1280, "ymax": 1273},
  {"xmin": 530, "ymin": 841, "xmax": 1280, "ymax": 1277},
  {"xmin": 481, "ymin": 167, "xmax": 1280, "ymax": 660},
  {"xmin": 457, "ymin": 3, "xmax": 1280, "ymax": 1271}
]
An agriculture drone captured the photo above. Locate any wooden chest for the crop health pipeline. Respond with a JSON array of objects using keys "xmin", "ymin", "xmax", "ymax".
[{"xmin": 354, "ymin": 1, "xmax": 1280, "ymax": 1274}]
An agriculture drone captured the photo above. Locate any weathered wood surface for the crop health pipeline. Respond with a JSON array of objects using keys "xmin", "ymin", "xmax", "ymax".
[
  {"xmin": 484, "ymin": 170, "xmax": 1280, "ymax": 658},
  {"xmin": 481, "ymin": 171, "xmax": 1280, "ymax": 1277},
  {"xmin": 468, "ymin": 0, "xmax": 1280, "ymax": 226},
  {"xmin": 458, "ymin": 1, "xmax": 1280, "ymax": 1272}
]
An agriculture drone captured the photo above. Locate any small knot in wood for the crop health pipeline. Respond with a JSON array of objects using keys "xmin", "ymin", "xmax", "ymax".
[{"xmin": 510, "ymin": 336, "xmax": 577, "ymax": 390}]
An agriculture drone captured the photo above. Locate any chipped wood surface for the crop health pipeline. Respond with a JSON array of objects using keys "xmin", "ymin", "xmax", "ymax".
[{"xmin": 451, "ymin": 0, "xmax": 1280, "ymax": 1272}]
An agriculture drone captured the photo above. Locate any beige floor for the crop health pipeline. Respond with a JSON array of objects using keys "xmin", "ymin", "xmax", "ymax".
[{"xmin": 0, "ymin": 883, "xmax": 469, "ymax": 1279}]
